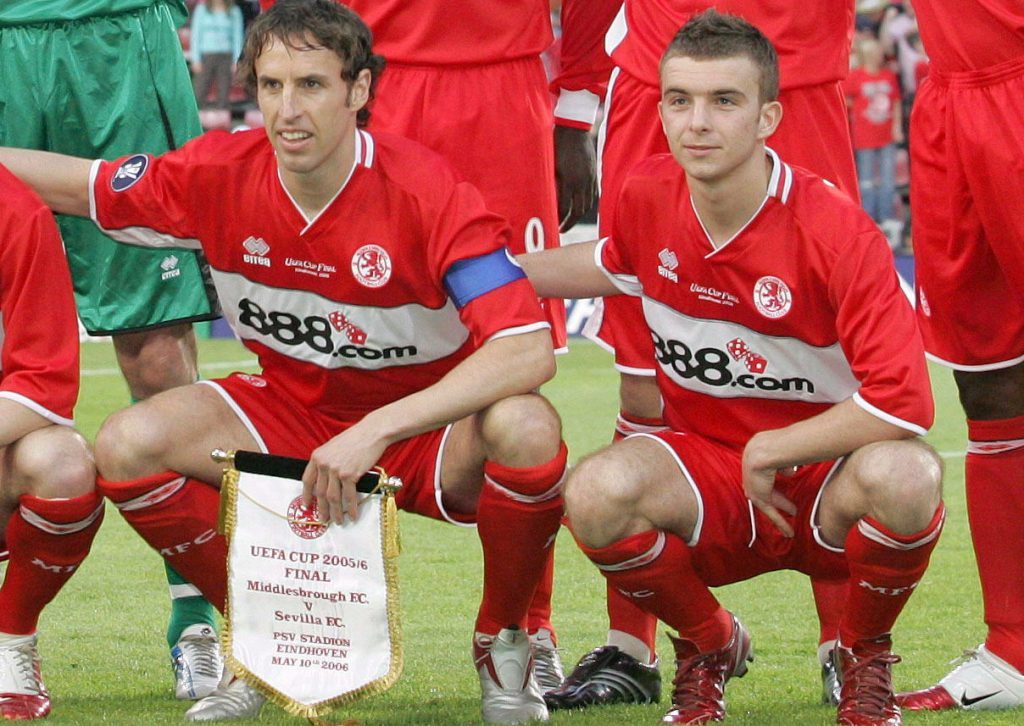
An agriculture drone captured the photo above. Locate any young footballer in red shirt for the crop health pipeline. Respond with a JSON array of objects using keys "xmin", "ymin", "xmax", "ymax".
[
  {"xmin": 546, "ymin": 0, "xmax": 860, "ymax": 708},
  {"xmin": 520, "ymin": 12, "xmax": 944, "ymax": 725}
]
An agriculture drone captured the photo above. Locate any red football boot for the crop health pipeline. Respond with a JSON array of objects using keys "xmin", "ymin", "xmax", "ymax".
[
  {"xmin": 833, "ymin": 635, "xmax": 901, "ymax": 725},
  {"xmin": 662, "ymin": 614, "xmax": 753, "ymax": 724},
  {"xmin": 0, "ymin": 634, "xmax": 51, "ymax": 721}
]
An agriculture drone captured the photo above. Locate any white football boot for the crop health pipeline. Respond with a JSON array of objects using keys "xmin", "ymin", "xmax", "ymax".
[
  {"xmin": 898, "ymin": 645, "xmax": 1024, "ymax": 711},
  {"xmin": 474, "ymin": 626, "xmax": 549, "ymax": 723},
  {"xmin": 528, "ymin": 628, "xmax": 564, "ymax": 693},
  {"xmin": 185, "ymin": 677, "xmax": 266, "ymax": 721},
  {"xmin": 171, "ymin": 624, "xmax": 224, "ymax": 700}
]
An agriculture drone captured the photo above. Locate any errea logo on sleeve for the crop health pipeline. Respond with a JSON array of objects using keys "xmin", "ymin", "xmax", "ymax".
[{"xmin": 111, "ymin": 154, "xmax": 149, "ymax": 192}]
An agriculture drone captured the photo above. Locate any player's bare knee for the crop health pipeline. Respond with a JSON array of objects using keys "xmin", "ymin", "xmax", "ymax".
[
  {"xmin": 479, "ymin": 393, "xmax": 562, "ymax": 467},
  {"xmin": 856, "ymin": 439, "xmax": 943, "ymax": 533},
  {"xmin": 6, "ymin": 427, "xmax": 94, "ymax": 499},
  {"xmin": 564, "ymin": 451, "xmax": 641, "ymax": 548},
  {"xmin": 95, "ymin": 407, "xmax": 168, "ymax": 480}
]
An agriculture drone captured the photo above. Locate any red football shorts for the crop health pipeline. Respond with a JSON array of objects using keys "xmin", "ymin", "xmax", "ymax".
[
  {"xmin": 200, "ymin": 374, "xmax": 475, "ymax": 525},
  {"xmin": 910, "ymin": 56, "xmax": 1024, "ymax": 370},
  {"xmin": 590, "ymin": 68, "xmax": 858, "ymax": 371},
  {"xmin": 635, "ymin": 430, "xmax": 849, "ymax": 586},
  {"xmin": 370, "ymin": 57, "xmax": 567, "ymax": 352}
]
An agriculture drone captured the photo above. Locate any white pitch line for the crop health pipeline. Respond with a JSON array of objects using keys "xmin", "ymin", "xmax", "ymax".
[
  {"xmin": 939, "ymin": 450, "xmax": 965, "ymax": 459},
  {"xmin": 82, "ymin": 359, "xmax": 257, "ymax": 377}
]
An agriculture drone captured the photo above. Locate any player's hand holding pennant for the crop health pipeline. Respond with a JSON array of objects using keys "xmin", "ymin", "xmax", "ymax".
[{"xmin": 215, "ymin": 450, "xmax": 403, "ymax": 719}]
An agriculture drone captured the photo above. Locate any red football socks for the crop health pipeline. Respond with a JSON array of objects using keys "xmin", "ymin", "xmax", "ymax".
[
  {"xmin": 97, "ymin": 471, "xmax": 227, "ymax": 611},
  {"xmin": 527, "ymin": 547, "xmax": 556, "ymax": 637},
  {"xmin": 580, "ymin": 529, "xmax": 730, "ymax": 652},
  {"xmin": 0, "ymin": 492, "xmax": 104, "ymax": 634},
  {"xmin": 967, "ymin": 416, "xmax": 1024, "ymax": 671},
  {"xmin": 604, "ymin": 411, "xmax": 669, "ymax": 655},
  {"xmin": 606, "ymin": 583, "xmax": 658, "ymax": 656},
  {"xmin": 475, "ymin": 443, "xmax": 567, "ymax": 635},
  {"xmin": 811, "ymin": 578, "xmax": 847, "ymax": 646},
  {"xmin": 839, "ymin": 505, "xmax": 945, "ymax": 647}
]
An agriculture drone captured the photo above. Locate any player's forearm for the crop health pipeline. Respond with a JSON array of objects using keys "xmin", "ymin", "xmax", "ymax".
[
  {"xmin": 517, "ymin": 241, "xmax": 619, "ymax": 299},
  {"xmin": 358, "ymin": 329, "xmax": 556, "ymax": 446},
  {"xmin": 0, "ymin": 148, "xmax": 92, "ymax": 217},
  {"xmin": 744, "ymin": 398, "xmax": 916, "ymax": 474}
]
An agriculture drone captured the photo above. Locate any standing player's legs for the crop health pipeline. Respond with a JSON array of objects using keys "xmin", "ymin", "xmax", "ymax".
[
  {"xmin": 112, "ymin": 325, "xmax": 200, "ymax": 403},
  {"xmin": 31, "ymin": 4, "xmax": 223, "ymax": 698},
  {"xmin": 0, "ymin": 426, "xmax": 100, "ymax": 721},
  {"xmin": 899, "ymin": 64, "xmax": 1024, "ymax": 712},
  {"xmin": 371, "ymin": 58, "xmax": 568, "ymax": 686},
  {"xmin": 438, "ymin": 394, "xmax": 567, "ymax": 724}
]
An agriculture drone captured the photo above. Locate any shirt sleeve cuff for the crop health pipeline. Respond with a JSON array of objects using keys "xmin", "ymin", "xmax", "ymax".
[{"xmin": 553, "ymin": 89, "xmax": 601, "ymax": 129}]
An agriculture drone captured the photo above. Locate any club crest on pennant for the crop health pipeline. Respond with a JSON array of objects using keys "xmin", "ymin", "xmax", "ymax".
[{"xmin": 287, "ymin": 497, "xmax": 327, "ymax": 540}]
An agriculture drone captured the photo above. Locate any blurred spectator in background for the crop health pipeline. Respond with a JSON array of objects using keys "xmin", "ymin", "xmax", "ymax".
[
  {"xmin": 845, "ymin": 37, "xmax": 904, "ymax": 248},
  {"xmin": 879, "ymin": 1, "xmax": 922, "ymax": 98},
  {"xmin": 190, "ymin": 0, "xmax": 244, "ymax": 110}
]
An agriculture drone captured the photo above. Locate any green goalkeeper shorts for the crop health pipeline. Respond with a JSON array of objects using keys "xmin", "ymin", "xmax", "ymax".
[{"xmin": 0, "ymin": 1, "xmax": 219, "ymax": 335}]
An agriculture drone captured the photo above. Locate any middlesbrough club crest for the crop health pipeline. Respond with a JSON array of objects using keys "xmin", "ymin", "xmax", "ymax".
[
  {"xmin": 286, "ymin": 496, "xmax": 327, "ymax": 540},
  {"xmin": 752, "ymin": 276, "xmax": 792, "ymax": 319},
  {"xmin": 351, "ymin": 245, "xmax": 392, "ymax": 288}
]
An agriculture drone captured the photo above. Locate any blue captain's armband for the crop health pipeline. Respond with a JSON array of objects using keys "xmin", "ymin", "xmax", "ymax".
[{"xmin": 443, "ymin": 248, "xmax": 527, "ymax": 309}]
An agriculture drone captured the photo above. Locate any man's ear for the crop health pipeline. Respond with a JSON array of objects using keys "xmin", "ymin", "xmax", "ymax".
[
  {"xmin": 347, "ymin": 68, "xmax": 372, "ymax": 111},
  {"xmin": 758, "ymin": 100, "xmax": 783, "ymax": 141}
]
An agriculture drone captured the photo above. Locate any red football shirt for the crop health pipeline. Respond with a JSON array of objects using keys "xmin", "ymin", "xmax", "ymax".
[
  {"xmin": 597, "ymin": 150, "xmax": 933, "ymax": 451},
  {"xmin": 913, "ymin": 0, "xmax": 1024, "ymax": 74},
  {"xmin": 607, "ymin": 0, "xmax": 854, "ymax": 90},
  {"xmin": 90, "ymin": 129, "xmax": 548, "ymax": 422},
  {"xmin": 0, "ymin": 165, "xmax": 79, "ymax": 426},
  {"xmin": 300, "ymin": 0, "xmax": 555, "ymax": 66}
]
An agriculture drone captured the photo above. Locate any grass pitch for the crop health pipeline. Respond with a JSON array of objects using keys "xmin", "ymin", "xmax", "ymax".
[{"xmin": 15, "ymin": 338, "xmax": 1020, "ymax": 723}]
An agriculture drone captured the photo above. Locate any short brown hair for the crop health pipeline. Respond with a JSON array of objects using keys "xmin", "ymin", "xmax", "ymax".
[
  {"xmin": 238, "ymin": 0, "xmax": 386, "ymax": 128},
  {"xmin": 660, "ymin": 9, "xmax": 779, "ymax": 103}
]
